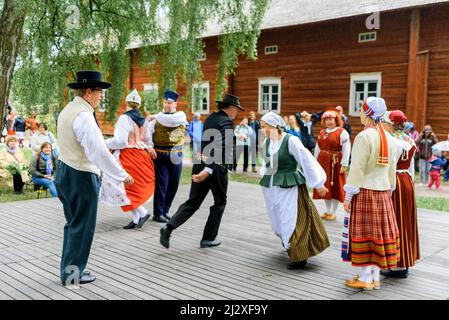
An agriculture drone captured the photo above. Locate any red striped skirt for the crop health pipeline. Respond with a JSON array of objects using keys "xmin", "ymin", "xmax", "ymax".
[
  {"xmin": 119, "ymin": 148, "xmax": 155, "ymax": 212},
  {"xmin": 392, "ymin": 172, "xmax": 420, "ymax": 267},
  {"xmin": 349, "ymin": 188, "xmax": 400, "ymax": 270}
]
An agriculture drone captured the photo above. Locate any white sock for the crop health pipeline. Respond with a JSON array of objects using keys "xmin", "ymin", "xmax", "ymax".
[
  {"xmin": 372, "ymin": 266, "xmax": 380, "ymax": 282},
  {"xmin": 131, "ymin": 210, "xmax": 140, "ymax": 224},
  {"xmin": 330, "ymin": 199, "xmax": 339, "ymax": 214},
  {"xmin": 359, "ymin": 266, "xmax": 373, "ymax": 283},
  {"xmin": 324, "ymin": 200, "xmax": 331, "ymax": 213},
  {"xmin": 136, "ymin": 206, "xmax": 148, "ymax": 218}
]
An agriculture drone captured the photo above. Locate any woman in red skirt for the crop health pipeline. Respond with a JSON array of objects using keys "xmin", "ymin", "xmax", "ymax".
[
  {"xmin": 102, "ymin": 89, "xmax": 156, "ymax": 229},
  {"xmin": 343, "ymin": 97, "xmax": 400, "ymax": 290},
  {"xmin": 313, "ymin": 110, "xmax": 351, "ymax": 221},
  {"xmin": 381, "ymin": 110, "xmax": 420, "ymax": 278}
]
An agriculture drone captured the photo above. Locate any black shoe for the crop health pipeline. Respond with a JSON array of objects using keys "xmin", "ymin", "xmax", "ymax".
[
  {"xmin": 136, "ymin": 214, "xmax": 151, "ymax": 228},
  {"xmin": 79, "ymin": 274, "xmax": 96, "ymax": 284},
  {"xmin": 82, "ymin": 270, "xmax": 91, "ymax": 276},
  {"xmin": 160, "ymin": 226, "xmax": 172, "ymax": 248},
  {"xmin": 287, "ymin": 260, "xmax": 307, "ymax": 270},
  {"xmin": 380, "ymin": 269, "xmax": 409, "ymax": 278},
  {"xmin": 123, "ymin": 221, "xmax": 138, "ymax": 229},
  {"xmin": 163, "ymin": 214, "xmax": 171, "ymax": 220},
  {"xmin": 200, "ymin": 239, "xmax": 221, "ymax": 248},
  {"xmin": 153, "ymin": 215, "xmax": 169, "ymax": 223}
]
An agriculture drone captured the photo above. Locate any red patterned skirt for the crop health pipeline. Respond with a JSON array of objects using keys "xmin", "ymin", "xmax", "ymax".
[
  {"xmin": 392, "ymin": 172, "xmax": 420, "ymax": 268},
  {"xmin": 348, "ymin": 188, "xmax": 400, "ymax": 270}
]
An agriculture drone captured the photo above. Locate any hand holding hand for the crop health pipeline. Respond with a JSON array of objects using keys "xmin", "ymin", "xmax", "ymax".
[
  {"xmin": 344, "ymin": 200, "xmax": 351, "ymax": 213},
  {"xmin": 124, "ymin": 174, "xmax": 134, "ymax": 185},
  {"xmin": 148, "ymin": 148, "xmax": 157, "ymax": 159},
  {"xmin": 340, "ymin": 166, "xmax": 347, "ymax": 174},
  {"xmin": 316, "ymin": 186, "xmax": 328, "ymax": 197}
]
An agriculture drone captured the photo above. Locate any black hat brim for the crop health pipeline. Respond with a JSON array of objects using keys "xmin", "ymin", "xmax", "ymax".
[
  {"xmin": 216, "ymin": 100, "xmax": 244, "ymax": 111},
  {"xmin": 67, "ymin": 81, "xmax": 111, "ymax": 89}
]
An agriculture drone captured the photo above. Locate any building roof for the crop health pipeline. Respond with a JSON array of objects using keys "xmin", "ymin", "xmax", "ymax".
[
  {"xmin": 127, "ymin": 0, "xmax": 449, "ymax": 49},
  {"xmin": 202, "ymin": 0, "xmax": 449, "ymax": 37}
]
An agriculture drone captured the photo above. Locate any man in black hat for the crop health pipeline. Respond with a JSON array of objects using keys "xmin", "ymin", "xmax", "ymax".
[
  {"xmin": 160, "ymin": 93, "xmax": 244, "ymax": 249},
  {"xmin": 55, "ymin": 70, "xmax": 133, "ymax": 286}
]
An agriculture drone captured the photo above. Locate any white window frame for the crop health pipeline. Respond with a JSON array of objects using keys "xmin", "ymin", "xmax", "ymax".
[
  {"xmin": 258, "ymin": 77, "xmax": 281, "ymax": 114},
  {"xmin": 264, "ymin": 45, "xmax": 278, "ymax": 55},
  {"xmin": 197, "ymin": 52, "xmax": 206, "ymax": 61},
  {"xmin": 348, "ymin": 72, "xmax": 382, "ymax": 117},
  {"xmin": 358, "ymin": 31, "xmax": 377, "ymax": 43},
  {"xmin": 192, "ymin": 81, "xmax": 210, "ymax": 114}
]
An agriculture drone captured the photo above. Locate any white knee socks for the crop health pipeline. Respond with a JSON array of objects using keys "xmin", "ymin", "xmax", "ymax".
[
  {"xmin": 130, "ymin": 206, "xmax": 148, "ymax": 224},
  {"xmin": 372, "ymin": 266, "xmax": 380, "ymax": 282},
  {"xmin": 360, "ymin": 266, "xmax": 373, "ymax": 283},
  {"xmin": 325, "ymin": 199, "xmax": 339, "ymax": 214}
]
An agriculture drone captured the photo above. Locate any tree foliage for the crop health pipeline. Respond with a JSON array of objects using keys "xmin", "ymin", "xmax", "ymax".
[{"xmin": 8, "ymin": 0, "xmax": 270, "ymax": 123}]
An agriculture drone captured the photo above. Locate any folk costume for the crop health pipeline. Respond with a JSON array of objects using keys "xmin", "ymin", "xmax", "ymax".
[
  {"xmin": 313, "ymin": 110, "xmax": 351, "ymax": 221},
  {"xmin": 259, "ymin": 112, "xmax": 330, "ymax": 269},
  {"xmin": 102, "ymin": 89, "xmax": 155, "ymax": 229},
  {"xmin": 381, "ymin": 110, "xmax": 420, "ymax": 278},
  {"xmin": 55, "ymin": 71, "xmax": 129, "ymax": 285},
  {"xmin": 160, "ymin": 94, "xmax": 243, "ymax": 249},
  {"xmin": 343, "ymin": 97, "xmax": 399, "ymax": 290},
  {"xmin": 149, "ymin": 90, "xmax": 188, "ymax": 222}
]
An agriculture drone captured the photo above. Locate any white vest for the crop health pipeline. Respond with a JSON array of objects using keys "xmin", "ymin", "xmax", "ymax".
[{"xmin": 57, "ymin": 96, "xmax": 100, "ymax": 175}]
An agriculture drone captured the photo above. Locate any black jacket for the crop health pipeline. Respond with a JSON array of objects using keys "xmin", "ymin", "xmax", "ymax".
[
  {"xmin": 200, "ymin": 110, "xmax": 234, "ymax": 169},
  {"xmin": 14, "ymin": 117, "xmax": 26, "ymax": 132},
  {"xmin": 295, "ymin": 111, "xmax": 323, "ymax": 151}
]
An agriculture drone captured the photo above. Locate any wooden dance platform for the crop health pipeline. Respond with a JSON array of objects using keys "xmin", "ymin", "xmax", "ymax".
[{"xmin": 0, "ymin": 181, "xmax": 448, "ymax": 300}]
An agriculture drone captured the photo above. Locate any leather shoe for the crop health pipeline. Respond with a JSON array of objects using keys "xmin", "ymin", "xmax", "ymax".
[
  {"xmin": 160, "ymin": 226, "xmax": 172, "ymax": 248},
  {"xmin": 79, "ymin": 274, "xmax": 96, "ymax": 284},
  {"xmin": 200, "ymin": 239, "xmax": 221, "ymax": 248},
  {"xmin": 163, "ymin": 214, "xmax": 171, "ymax": 220},
  {"xmin": 287, "ymin": 260, "xmax": 307, "ymax": 269},
  {"xmin": 123, "ymin": 221, "xmax": 137, "ymax": 229},
  {"xmin": 136, "ymin": 214, "xmax": 151, "ymax": 228},
  {"xmin": 380, "ymin": 269, "xmax": 408, "ymax": 278},
  {"xmin": 153, "ymin": 215, "xmax": 169, "ymax": 223}
]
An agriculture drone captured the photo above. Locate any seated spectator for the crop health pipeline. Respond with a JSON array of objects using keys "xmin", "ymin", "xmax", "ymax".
[
  {"xmin": 30, "ymin": 123, "xmax": 58, "ymax": 157},
  {"xmin": 30, "ymin": 142, "xmax": 58, "ymax": 197},
  {"xmin": 0, "ymin": 136, "xmax": 29, "ymax": 194}
]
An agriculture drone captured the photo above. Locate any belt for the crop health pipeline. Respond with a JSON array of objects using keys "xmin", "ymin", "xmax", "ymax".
[
  {"xmin": 396, "ymin": 169, "xmax": 410, "ymax": 173},
  {"xmin": 154, "ymin": 148, "xmax": 183, "ymax": 154}
]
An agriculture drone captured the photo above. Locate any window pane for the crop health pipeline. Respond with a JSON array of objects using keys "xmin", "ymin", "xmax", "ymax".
[
  {"xmin": 367, "ymin": 92, "xmax": 377, "ymax": 97},
  {"xmin": 262, "ymin": 85, "xmax": 269, "ymax": 94},
  {"xmin": 271, "ymin": 102, "xmax": 278, "ymax": 110},
  {"xmin": 271, "ymin": 85, "xmax": 278, "ymax": 94},
  {"xmin": 368, "ymin": 82, "xmax": 377, "ymax": 92},
  {"xmin": 356, "ymin": 83, "xmax": 364, "ymax": 92},
  {"xmin": 272, "ymin": 94, "xmax": 278, "ymax": 102},
  {"xmin": 202, "ymin": 97, "xmax": 208, "ymax": 111}
]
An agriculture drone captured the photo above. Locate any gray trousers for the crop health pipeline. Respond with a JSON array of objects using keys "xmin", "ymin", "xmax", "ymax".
[{"xmin": 419, "ymin": 158, "xmax": 431, "ymax": 184}]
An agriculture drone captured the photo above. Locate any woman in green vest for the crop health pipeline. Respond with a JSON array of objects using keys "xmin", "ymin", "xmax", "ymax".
[{"xmin": 259, "ymin": 112, "xmax": 330, "ymax": 269}]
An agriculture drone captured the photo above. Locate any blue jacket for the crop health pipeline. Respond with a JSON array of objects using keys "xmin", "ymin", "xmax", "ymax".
[
  {"xmin": 188, "ymin": 120, "xmax": 203, "ymax": 142},
  {"xmin": 430, "ymin": 157, "xmax": 447, "ymax": 172}
]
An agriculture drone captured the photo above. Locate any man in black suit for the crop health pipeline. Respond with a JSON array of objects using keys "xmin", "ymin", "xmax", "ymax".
[{"xmin": 160, "ymin": 94, "xmax": 244, "ymax": 249}]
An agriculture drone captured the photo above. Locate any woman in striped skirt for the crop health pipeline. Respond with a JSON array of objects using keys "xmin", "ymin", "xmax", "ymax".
[
  {"xmin": 259, "ymin": 112, "xmax": 330, "ymax": 269},
  {"xmin": 343, "ymin": 97, "xmax": 400, "ymax": 290},
  {"xmin": 381, "ymin": 110, "xmax": 420, "ymax": 278}
]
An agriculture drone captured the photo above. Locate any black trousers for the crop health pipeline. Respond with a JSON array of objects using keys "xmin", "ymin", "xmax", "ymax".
[
  {"xmin": 168, "ymin": 163, "xmax": 228, "ymax": 241},
  {"xmin": 12, "ymin": 174, "xmax": 24, "ymax": 192},
  {"xmin": 233, "ymin": 145, "xmax": 249, "ymax": 172}
]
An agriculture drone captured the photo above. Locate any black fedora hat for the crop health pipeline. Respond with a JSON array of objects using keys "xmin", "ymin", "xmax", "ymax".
[
  {"xmin": 67, "ymin": 70, "xmax": 111, "ymax": 89},
  {"xmin": 216, "ymin": 93, "xmax": 244, "ymax": 111}
]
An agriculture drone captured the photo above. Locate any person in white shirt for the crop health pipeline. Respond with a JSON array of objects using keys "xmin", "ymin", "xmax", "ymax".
[{"xmin": 55, "ymin": 71, "xmax": 133, "ymax": 286}]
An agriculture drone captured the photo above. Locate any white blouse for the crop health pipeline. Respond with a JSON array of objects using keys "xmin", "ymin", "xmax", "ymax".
[{"xmin": 105, "ymin": 115, "xmax": 151, "ymax": 150}]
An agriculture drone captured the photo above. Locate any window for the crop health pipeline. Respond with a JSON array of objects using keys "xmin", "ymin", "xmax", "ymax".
[
  {"xmin": 358, "ymin": 31, "xmax": 377, "ymax": 43},
  {"xmin": 143, "ymin": 83, "xmax": 159, "ymax": 113},
  {"xmin": 192, "ymin": 82, "xmax": 210, "ymax": 114},
  {"xmin": 348, "ymin": 73, "xmax": 382, "ymax": 116},
  {"xmin": 264, "ymin": 45, "xmax": 278, "ymax": 55},
  {"xmin": 197, "ymin": 52, "xmax": 206, "ymax": 61},
  {"xmin": 258, "ymin": 78, "xmax": 281, "ymax": 114},
  {"xmin": 99, "ymin": 90, "xmax": 108, "ymax": 113}
]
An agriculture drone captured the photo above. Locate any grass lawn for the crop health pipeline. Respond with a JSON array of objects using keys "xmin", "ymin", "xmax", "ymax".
[{"xmin": 416, "ymin": 196, "xmax": 449, "ymax": 212}]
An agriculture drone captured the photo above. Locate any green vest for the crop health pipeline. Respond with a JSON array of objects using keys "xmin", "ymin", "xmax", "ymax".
[
  {"xmin": 259, "ymin": 134, "xmax": 306, "ymax": 188},
  {"xmin": 153, "ymin": 121, "xmax": 185, "ymax": 149}
]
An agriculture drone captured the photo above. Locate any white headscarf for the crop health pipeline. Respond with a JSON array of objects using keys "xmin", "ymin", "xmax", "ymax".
[
  {"xmin": 261, "ymin": 111, "xmax": 286, "ymax": 128},
  {"xmin": 363, "ymin": 96, "xmax": 387, "ymax": 123},
  {"xmin": 126, "ymin": 89, "xmax": 141, "ymax": 105}
]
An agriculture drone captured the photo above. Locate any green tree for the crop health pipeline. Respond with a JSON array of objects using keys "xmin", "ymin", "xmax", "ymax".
[{"xmin": 1, "ymin": 0, "xmax": 270, "ymax": 127}]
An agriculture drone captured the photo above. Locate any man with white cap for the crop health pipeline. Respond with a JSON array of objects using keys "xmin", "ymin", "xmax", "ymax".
[
  {"xmin": 258, "ymin": 111, "xmax": 330, "ymax": 269},
  {"xmin": 102, "ymin": 89, "xmax": 156, "ymax": 229},
  {"xmin": 148, "ymin": 90, "xmax": 188, "ymax": 223}
]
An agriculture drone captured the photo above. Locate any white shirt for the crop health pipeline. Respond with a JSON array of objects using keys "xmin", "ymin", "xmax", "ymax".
[
  {"xmin": 105, "ymin": 115, "xmax": 151, "ymax": 150},
  {"xmin": 73, "ymin": 112, "xmax": 128, "ymax": 181},
  {"xmin": 314, "ymin": 127, "xmax": 351, "ymax": 167},
  {"xmin": 261, "ymin": 134, "xmax": 326, "ymax": 189}
]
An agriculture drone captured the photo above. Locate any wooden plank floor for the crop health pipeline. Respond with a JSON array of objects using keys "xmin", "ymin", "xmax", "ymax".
[{"xmin": 0, "ymin": 181, "xmax": 449, "ymax": 300}]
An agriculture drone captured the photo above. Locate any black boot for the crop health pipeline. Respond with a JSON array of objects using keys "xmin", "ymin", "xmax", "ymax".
[
  {"xmin": 160, "ymin": 225, "xmax": 172, "ymax": 248},
  {"xmin": 381, "ymin": 268, "xmax": 409, "ymax": 278},
  {"xmin": 123, "ymin": 221, "xmax": 137, "ymax": 229}
]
